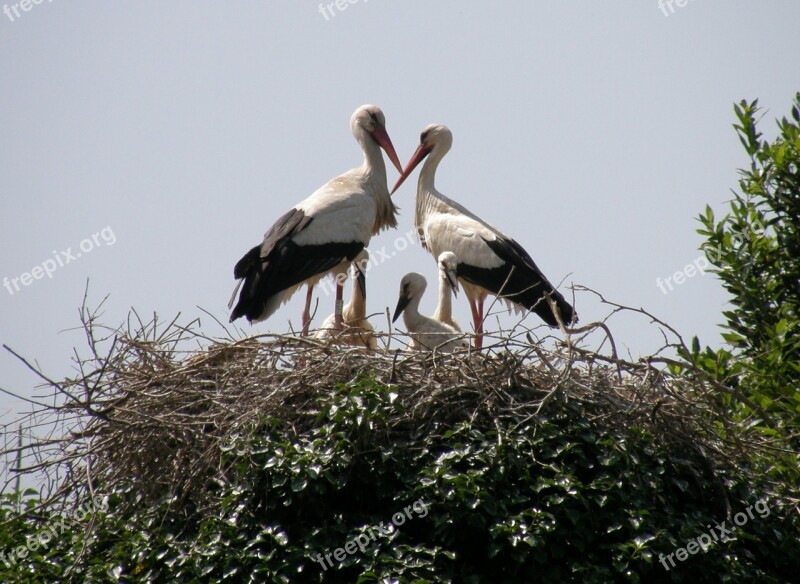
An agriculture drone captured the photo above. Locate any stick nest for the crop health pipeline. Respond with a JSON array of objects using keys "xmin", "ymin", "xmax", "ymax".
[{"xmin": 1, "ymin": 288, "xmax": 786, "ymax": 519}]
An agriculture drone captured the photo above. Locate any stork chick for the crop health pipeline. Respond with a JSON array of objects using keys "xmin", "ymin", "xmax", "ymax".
[
  {"xmin": 315, "ymin": 251, "xmax": 377, "ymax": 349},
  {"xmin": 432, "ymin": 251, "xmax": 461, "ymax": 332},
  {"xmin": 392, "ymin": 272, "xmax": 466, "ymax": 353}
]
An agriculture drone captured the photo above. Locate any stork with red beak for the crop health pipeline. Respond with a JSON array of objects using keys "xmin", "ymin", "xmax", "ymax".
[
  {"xmin": 391, "ymin": 124, "xmax": 575, "ymax": 349},
  {"xmin": 229, "ymin": 105, "xmax": 403, "ymax": 329}
]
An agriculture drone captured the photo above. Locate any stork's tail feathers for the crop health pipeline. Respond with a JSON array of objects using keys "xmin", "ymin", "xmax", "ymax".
[
  {"xmin": 229, "ymin": 245, "xmax": 263, "ymax": 322},
  {"xmin": 233, "ymin": 245, "xmax": 261, "ymax": 280},
  {"xmin": 228, "ymin": 279, "xmax": 244, "ymax": 311}
]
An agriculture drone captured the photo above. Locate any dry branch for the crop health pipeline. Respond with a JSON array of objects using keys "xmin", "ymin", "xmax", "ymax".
[{"xmin": 1, "ymin": 290, "xmax": 792, "ymax": 522}]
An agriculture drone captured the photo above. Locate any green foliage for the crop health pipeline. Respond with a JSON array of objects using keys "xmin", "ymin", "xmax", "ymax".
[
  {"xmin": 691, "ymin": 94, "xmax": 800, "ymax": 431},
  {"xmin": 2, "ymin": 377, "xmax": 797, "ymax": 583}
]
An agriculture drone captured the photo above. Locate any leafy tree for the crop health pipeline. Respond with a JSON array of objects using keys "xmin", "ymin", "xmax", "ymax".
[{"xmin": 693, "ymin": 93, "xmax": 800, "ymax": 431}]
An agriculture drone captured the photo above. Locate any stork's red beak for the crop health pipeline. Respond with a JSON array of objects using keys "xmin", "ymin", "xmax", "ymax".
[
  {"xmin": 371, "ymin": 126, "xmax": 404, "ymax": 175},
  {"xmin": 390, "ymin": 144, "xmax": 431, "ymax": 195}
]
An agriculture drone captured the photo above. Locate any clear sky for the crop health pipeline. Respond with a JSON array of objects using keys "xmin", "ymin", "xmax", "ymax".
[{"xmin": 1, "ymin": 1, "xmax": 799, "ymax": 437}]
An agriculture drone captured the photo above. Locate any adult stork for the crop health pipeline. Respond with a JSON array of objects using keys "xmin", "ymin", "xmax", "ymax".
[
  {"xmin": 314, "ymin": 250, "xmax": 377, "ymax": 350},
  {"xmin": 393, "ymin": 272, "xmax": 466, "ymax": 353},
  {"xmin": 228, "ymin": 105, "xmax": 403, "ymax": 329},
  {"xmin": 391, "ymin": 124, "xmax": 575, "ymax": 349}
]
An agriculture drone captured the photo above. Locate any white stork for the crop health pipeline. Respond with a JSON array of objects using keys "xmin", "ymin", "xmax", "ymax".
[
  {"xmin": 432, "ymin": 251, "xmax": 461, "ymax": 332},
  {"xmin": 391, "ymin": 124, "xmax": 575, "ymax": 349},
  {"xmin": 392, "ymin": 272, "xmax": 466, "ymax": 352},
  {"xmin": 229, "ymin": 105, "xmax": 403, "ymax": 329},
  {"xmin": 314, "ymin": 250, "xmax": 377, "ymax": 350}
]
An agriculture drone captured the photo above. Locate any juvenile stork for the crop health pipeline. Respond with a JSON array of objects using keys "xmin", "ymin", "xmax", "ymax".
[
  {"xmin": 432, "ymin": 251, "xmax": 461, "ymax": 332},
  {"xmin": 392, "ymin": 272, "xmax": 466, "ymax": 353},
  {"xmin": 314, "ymin": 250, "xmax": 377, "ymax": 350},
  {"xmin": 229, "ymin": 105, "xmax": 403, "ymax": 329},
  {"xmin": 391, "ymin": 124, "xmax": 575, "ymax": 349}
]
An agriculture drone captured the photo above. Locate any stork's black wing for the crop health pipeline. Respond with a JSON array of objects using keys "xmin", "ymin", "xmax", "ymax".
[
  {"xmin": 230, "ymin": 208, "xmax": 362, "ymax": 323},
  {"xmin": 456, "ymin": 234, "xmax": 575, "ymax": 327}
]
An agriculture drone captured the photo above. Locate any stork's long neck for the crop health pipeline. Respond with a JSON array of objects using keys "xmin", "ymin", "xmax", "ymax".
[
  {"xmin": 402, "ymin": 293, "xmax": 425, "ymax": 331},
  {"xmin": 415, "ymin": 147, "xmax": 451, "ymax": 235},
  {"xmin": 433, "ymin": 270, "xmax": 452, "ymax": 324},
  {"xmin": 358, "ymin": 133, "xmax": 398, "ymax": 234},
  {"xmin": 360, "ymin": 134, "xmax": 387, "ymax": 183},
  {"xmin": 343, "ymin": 277, "xmax": 367, "ymax": 323}
]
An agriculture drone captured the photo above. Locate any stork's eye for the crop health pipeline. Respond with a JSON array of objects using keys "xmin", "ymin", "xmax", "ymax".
[
  {"xmin": 420, "ymin": 130, "xmax": 429, "ymax": 144},
  {"xmin": 369, "ymin": 112, "xmax": 379, "ymax": 123}
]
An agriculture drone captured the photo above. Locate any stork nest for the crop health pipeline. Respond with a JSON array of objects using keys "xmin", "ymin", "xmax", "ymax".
[{"xmin": 0, "ymin": 288, "xmax": 786, "ymax": 520}]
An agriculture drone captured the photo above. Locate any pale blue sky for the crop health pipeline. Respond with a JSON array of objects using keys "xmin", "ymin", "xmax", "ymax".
[{"xmin": 1, "ymin": 2, "xmax": 799, "ymax": 439}]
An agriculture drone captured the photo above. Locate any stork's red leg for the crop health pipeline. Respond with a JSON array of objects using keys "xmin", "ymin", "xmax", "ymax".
[
  {"xmin": 475, "ymin": 296, "xmax": 486, "ymax": 349},
  {"xmin": 468, "ymin": 296, "xmax": 482, "ymax": 350},
  {"xmin": 301, "ymin": 284, "xmax": 314, "ymax": 336},
  {"xmin": 334, "ymin": 279, "xmax": 344, "ymax": 330}
]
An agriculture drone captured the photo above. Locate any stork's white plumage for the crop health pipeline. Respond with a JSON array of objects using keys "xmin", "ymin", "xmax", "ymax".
[
  {"xmin": 392, "ymin": 272, "xmax": 466, "ymax": 353},
  {"xmin": 314, "ymin": 250, "xmax": 377, "ymax": 350},
  {"xmin": 229, "ymin": 105, "xmax": 403, "ymax": 327},
  {"xmin": 391, "ymin": 124, "xmax": 575, "ymax": 349},
  {"xmin": 431, "ymin": 251, "xmax": 461, "ymax": 332}
]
